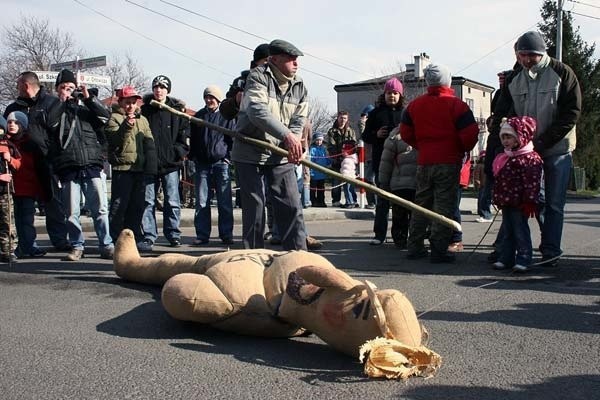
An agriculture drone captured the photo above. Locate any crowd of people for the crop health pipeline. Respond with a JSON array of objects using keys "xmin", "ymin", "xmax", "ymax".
[{"xmin": 0, "ymin": 31, "xmax": 580, "ymax": 272}]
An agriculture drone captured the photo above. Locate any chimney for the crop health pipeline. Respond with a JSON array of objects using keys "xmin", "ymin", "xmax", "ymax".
[{"xmin": 414, "ymin": 53, "xmax": 431, "ymax": 79}]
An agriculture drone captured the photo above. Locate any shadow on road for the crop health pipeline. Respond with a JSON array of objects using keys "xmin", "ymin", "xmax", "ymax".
[{"xmin": 401, "ymin": 374, "xmax": 600, "ymax": 400}]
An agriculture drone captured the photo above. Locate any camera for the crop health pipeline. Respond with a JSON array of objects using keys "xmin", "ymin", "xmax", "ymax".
[{"xmin": 71, "ymin": 89, "xmax": 84, "ymax": 100}]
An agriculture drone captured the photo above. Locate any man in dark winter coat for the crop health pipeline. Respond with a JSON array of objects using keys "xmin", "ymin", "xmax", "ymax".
[
  {"xmin": 507, "ymin": 31, "xmax": 582, "ymax": 267},
  {"xmin": 3, "ymin": 71, "xmax": 69, "ymax": 251},
  {"xmin": 139, "ymin": 75, "xmax": 190, "ymax": 251},
  {"xmin": 189, "ymin": 85, "xmax": 235, "ymax": 245},
  {"xmin": 47, "ymin": 69, "xmax": 113, "ymax": 261}
]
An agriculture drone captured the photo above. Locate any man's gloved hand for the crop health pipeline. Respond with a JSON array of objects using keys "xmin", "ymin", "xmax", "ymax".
[{"xmin": 520, "ymin": 203, "xmax": 538, "ymax": 218}]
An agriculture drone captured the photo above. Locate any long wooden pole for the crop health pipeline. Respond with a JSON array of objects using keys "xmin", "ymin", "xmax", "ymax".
[{"xmin": 150, "ymin": 100, "xmax": 461, "ymax": 232}]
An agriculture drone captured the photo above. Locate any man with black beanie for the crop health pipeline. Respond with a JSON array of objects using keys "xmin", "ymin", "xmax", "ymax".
[{"xmin": 139, "ymin": 75, "xmax": 189, "ymax": 251}]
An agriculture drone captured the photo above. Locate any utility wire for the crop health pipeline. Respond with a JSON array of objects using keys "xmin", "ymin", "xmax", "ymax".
[
  {"xmin": 72, "ymin": 0, "xmax": 234, "ymax": 77},
  {"xmin": 571, "ymin": 10, "xmax": 600, "ymax": 19},
  {"xmin": 455, "ymin": 22, "xmax": 540, "ymax": 74},
  {"xmin": 125, "ymin": 0, "xmax": 345, "ymax": 84},
  {"xmin": 159, "ymin": 0, "xmax": 374, "ymax": 79},
  {"xmin": 569, "ymin": 0, "xmax": 600, "ymax": 10}
]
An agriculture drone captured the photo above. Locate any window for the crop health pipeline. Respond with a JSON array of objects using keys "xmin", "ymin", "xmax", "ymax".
[{"xmin": 466, "ymin": 98, "xmax": 475, "ymax": 110}]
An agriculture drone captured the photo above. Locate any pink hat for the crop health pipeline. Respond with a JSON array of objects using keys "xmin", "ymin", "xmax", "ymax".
[
  {"xmin": 384, "ymin": 77, "xmax": 403, "ymax": 95},
  {"xmin": 117, "ymin": 85, "xmax": 142, "ymax": 100}
]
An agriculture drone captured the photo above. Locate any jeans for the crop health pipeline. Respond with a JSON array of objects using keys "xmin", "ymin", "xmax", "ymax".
[
  {"xmin": 13, "ymin": 196, "xmax": 41, "ymax": 255},
  {"xmin": 296, "ymin": 164, "xmax": 311, "ymax": 207},
  {"xmin": 235, "ymin": 162, "xmax": 306, "ymax": 250},
  {"xmin": 497, "ymin": 206, "xmax": 533, "ymax": 266},
  {"xmin": 142, "ymin": 170, "xmax": 181, "ymax": 243},
  {"xmin": 61, "ymin": 176, "xmax": 112, "ymax": 251},
  {"xmin": 477, "ymin": 173, "xmax": 493, "ymax": 220},
  {"xmin": 343, "ymin": 182, "xmax": 357, "ymax": 205},
  {"xmin": 451, "ymin": 187, "xmax": 463, "ymax": 243},
  {"xmin": 538, "ymin": 153, "xmax": 572, "ymax": 259},
  {"xmin": 194, "ymin": 161, "xmax": 233, "ymax": 242}
]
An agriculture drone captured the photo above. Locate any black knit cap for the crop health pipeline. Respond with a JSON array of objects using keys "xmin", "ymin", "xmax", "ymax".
[
  {"xmin": 516, "ymin": 31, "xmax": 547, "ymax": 55},
  {"xmin": 152, "ymin": 75, "xmax": 171, "ymax": 93},
  {"xmin": 253, "ymin": 43, "xmax": 270, "ymax": 62},
  {"xmin": 268, "ymin": 39, "xmax": 303, "ymax": 57},
  {"xmin": 55, "ymin": 69, "xmax": 77, "ymax": 87}
]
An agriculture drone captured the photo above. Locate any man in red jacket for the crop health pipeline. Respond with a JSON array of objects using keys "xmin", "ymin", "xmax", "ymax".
[{"xmin": 400, "ymin": 64, "xmax": 479, "ymax": 263}]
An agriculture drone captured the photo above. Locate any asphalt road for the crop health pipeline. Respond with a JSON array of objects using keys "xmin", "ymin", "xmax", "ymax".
[{"xmin": 1, "ymin": 197, "xmax": 599, "ymax": 399}]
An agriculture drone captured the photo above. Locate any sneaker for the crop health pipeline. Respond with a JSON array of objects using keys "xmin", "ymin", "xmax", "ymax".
[
  {"xmin": 332, "ymin": 201, "xmax": 342, "ymax": 207},
  {"xmin": 512, "ymin": 264, "xmax": 530, "ymax": 273},
  {"xmin": 15, "ymin": 247, "xmax": 47, "ymax": 259},
  {"xmin": 353, "ymin": 203, "xmax": 360, "ymax": 208},
  {"xmin": 306, "ymin": 235, "xmax": 323, "ymax": 250},
  {"xmin": 137, "ymin": 239, "xmax": 153, "ymax": 252},
  {"xmin": 169, "ymin": 238, "xmax": 181, "ymax": 247},
  {"xmin": 475, "ymin": 217, "xmax": 493, "ymax": 223},
  {"xmin": 100, "ymin": 247, "xmax": 115, "ymax": 260},
  {"xmin": 30, "ymin": 247, "xmax": 47, "ymax": 257},
  {"xmin": 487, "ymin": 250, "xmax": 499, "ymax": 264},
  {"xmin": 0, "ymin": 253, "xmax": 17, "ymax": 263},
  {"xmin": 221, "ymin": 238, "xmax": 234, "ymax": 245},
  {"xmin": 538, "ymin": 254, "xmax": 561, "ymax": 268},
  {"xmin": 365, "ymin": 203, "xmax": 376, "ymax": 209},
  {"xmin": 447, "ymin": 242, "xmax": 464, "ymax": 253},
  {"xmin": 493, "ymin": 261, "xmax": 509, "ymax": 270},
  {"xmin": 63, "ymin": 249, "xmax": 84, "ymax": 261},
  {"xmin": 406, "ymin": 249, "xmax": 429, "ymax": 260},
  {"xmin": 263, "ymin": 231, "xmax": 273, "ymax": 240},
  {"xmin": 193, "ymin": 238, "xmax": 209, "ymax": 246},
  {"xmin": 369, "ymin": 238, "xmax": 384, "ymax": 246}
]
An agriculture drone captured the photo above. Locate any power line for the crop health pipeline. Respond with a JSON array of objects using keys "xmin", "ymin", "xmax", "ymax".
[
  {"xmin": 159, "ymin": 0, "xmax": 374, "ymax": 79},
  {"xmin": 125, "ymin": 0, "xmax": 345, "ymax": 84},
  {"xmin": 72, "ymin": 0, "xmax": 234, "ymax": 78},
  {"xmin": 455, "ymin": 22, "xmax": 540, "ymax": 74},
  {"xmin": 571, "ymin": 10, "xmax": 600, "ymax": 19},
  {"xmin": 569, "ymin": 0, "xmax": 600, "ymax": 10}
]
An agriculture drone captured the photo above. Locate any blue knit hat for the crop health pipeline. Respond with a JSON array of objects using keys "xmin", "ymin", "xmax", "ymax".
[{"xmin": 7, "ymin": 111, "xmax": 29, "ymax": 130}]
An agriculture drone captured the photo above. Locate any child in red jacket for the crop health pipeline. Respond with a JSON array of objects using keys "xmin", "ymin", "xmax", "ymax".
[
  {"xmin": 6, "ymin": 111, "xmax": 46, "ymax": 259},
  {"xmin": 492, "ymin": 116, "xmax": 543, "ymax": 273},
  {"xmin": 0, "ymin": 114, "xmax": 23, "ymax": 262}
]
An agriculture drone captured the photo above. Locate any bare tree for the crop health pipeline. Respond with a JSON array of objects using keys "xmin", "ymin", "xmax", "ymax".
[
  {"xmin": 308, "ymin": 97, "xmax": 335, "ymax": 134},
  {"xmin": 0, "ymin": 15, "xmax": 81, "ymax": 107},
  {"xmin": 99, "ymin": 52, "xmax": 149, "ymax": 99}
]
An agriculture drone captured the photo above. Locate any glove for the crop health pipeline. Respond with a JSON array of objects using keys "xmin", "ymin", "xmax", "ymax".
[{"xmin": 520, "ymin": 203, "xmax": 538, "ymax": 218}]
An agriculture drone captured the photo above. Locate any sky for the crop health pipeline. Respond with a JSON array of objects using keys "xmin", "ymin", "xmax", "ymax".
[{"xmin": 3, "ymin": 0, "xmax": 600, "ymax": 112}]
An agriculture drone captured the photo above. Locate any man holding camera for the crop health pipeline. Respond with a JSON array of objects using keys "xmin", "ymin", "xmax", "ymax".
[{"xmin": 46, "ymin": 69, "xmax": 114, "ymax": 261}]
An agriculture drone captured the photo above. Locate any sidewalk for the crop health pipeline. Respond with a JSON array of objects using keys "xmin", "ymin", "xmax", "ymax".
[{"xmin": 33, "ymin": 198, "xmax": 479, "ymax": 232}]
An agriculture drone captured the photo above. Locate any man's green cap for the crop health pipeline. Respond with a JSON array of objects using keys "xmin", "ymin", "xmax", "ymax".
[{"xmin": 268, "ymin": 39, "xmax": 304, "ymax": 57}]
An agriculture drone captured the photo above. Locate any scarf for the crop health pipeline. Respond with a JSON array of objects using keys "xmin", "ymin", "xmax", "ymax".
[
  {"xmin": 492, "ymin": 141, "xmax": 534, "ymax": 177},
  {"xmin": 268, "ymin": 61, "xmax": 293, "ymax": 93}
]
